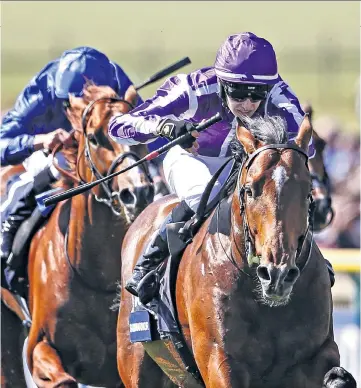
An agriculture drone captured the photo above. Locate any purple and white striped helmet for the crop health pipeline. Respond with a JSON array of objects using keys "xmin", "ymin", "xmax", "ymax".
[{"xmin": 214, "ymin": 32, "xmax": 280, "ymax": 85}]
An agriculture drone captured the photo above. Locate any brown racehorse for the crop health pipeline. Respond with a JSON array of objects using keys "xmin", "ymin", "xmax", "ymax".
[
  {"xmin": 117, "ymin": 115, "xmax": 356, "ymax": 387},
  {"xmin": 21, "ymin": 84, "xmax": 154, "ymax": 387}
]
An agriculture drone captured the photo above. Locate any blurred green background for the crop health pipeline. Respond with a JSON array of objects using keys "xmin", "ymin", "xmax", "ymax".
[{"xmin": 1, "ymin": 1, "xmax": 360, "ymax": 132}]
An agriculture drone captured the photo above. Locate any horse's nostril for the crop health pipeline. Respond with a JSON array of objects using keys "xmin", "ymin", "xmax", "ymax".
[
  {"xmin": 284, "ymin": 267, "xmax": 300, "ymax": 283},
  {"xmin": 257, "ymin": 266, "xmax": 270, "ymax": 282},
  {"xmin": 119, "ymin": 188, "xmax": 136, "ymax": 206}
]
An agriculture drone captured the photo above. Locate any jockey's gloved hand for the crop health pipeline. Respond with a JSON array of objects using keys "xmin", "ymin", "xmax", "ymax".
[{"xmin": 156, "ymin": 119, "xmax": 198, "ymax": 149}]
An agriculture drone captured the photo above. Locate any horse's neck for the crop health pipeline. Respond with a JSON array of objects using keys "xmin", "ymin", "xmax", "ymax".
[
  {"xmin": 205, "ymin": 194, "xmax": 247, "ymax": 267},
  {"xmin": 67, "ymin": 192, "xmax": 127, "ymax": 282}
]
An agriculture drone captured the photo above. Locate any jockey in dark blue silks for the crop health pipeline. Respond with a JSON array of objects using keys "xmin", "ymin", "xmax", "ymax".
[
  {"xmin": 108, "ymin": 32, "xmax": 335, "ymax": 301},
  {"xmin": 0, "ymin": 46, "xmax": 161, "ymax": 290}
]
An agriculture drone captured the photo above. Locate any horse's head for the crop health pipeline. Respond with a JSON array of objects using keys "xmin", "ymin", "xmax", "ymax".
[
  {"xmin": 232, "ymin": 115, "xmax": 313, "ymax": 306},
  {"xmin": 65, "ymin": 83, "xmax": 154, "ymax": 222}
]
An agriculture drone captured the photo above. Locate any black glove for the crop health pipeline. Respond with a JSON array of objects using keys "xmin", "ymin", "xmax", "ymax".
[{"xmin": 156, "ymin": 119, "xmax": 197, "ymax": 149}]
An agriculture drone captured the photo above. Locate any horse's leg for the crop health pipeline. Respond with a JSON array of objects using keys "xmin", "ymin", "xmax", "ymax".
[
  {"xmin": 117, "ymin": 289, "xmax": 173, "ymax": 388},
  {"xmin": 204, "ymin": 347, "xmax": 250, "ymax": 388},
  {"xmin": 1, "ymin": 302, "xmax": 26, "ymax": 387},
  {"xmin": 31, "ymin": 340, "xmax": 77, "ymax": 388},
  {"xmin": 281, "ymin": 338, "xmax": 356, "ymax": 388},
  {"xmin": 138, "ymin": 351, "xmax": 176, "ymax": 388}
]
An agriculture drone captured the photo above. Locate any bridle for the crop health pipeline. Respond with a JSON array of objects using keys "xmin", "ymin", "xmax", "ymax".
[
  {"xmin": 80, "ymin": 97, "xmax": 153, "ymax": 216},
  {"xmin": 235, "ymin": 143, "xmax": 315, "ymax": 275}
]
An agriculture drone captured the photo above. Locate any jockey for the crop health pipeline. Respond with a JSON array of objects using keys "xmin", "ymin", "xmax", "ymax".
[
  {"xmin": 0, "ymin": 46, "xmax": 143, "ymax": 288},
  {"xmin": 108, "ymin": 32, "xmax": 334, "ymax": 299}
]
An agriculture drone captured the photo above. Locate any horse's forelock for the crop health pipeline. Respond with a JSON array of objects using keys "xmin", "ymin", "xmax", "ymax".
[
  {"xmin": 230, "ymin": 115, "xmax": 289, "ymax": 163},
  {"xmin": 243, "ymin": 115, "xmax": 289, "ymax": 145}
]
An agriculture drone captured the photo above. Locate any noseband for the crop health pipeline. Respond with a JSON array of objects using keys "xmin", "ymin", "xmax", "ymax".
[
  {"xmin": 81, "ymin": 97, "xmax": 153, "ymax": 216},
  {"xmin": 236, "ymin": 143, "xmax": 315, "ymax": 274}
]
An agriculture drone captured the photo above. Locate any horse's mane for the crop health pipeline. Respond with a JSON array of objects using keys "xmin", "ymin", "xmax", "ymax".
[
  {"xmin": 230, "ymin": 115, "xmax": 289, "ymax": 160},
  {"xmin": 54, "ymin": 82, "xmax": 119, "ymax": 189},
  {"xmin": 226, "ymin": 115, "xmax": 289, "ymax": 192}
]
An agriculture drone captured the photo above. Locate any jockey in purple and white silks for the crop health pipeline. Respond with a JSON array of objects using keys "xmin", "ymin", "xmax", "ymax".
[{"xmin": 108, "ymin": 32, "xmax": 313, "ymax": 301}]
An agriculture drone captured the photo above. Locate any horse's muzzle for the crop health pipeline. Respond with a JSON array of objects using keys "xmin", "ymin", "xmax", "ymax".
[
  {"xmin": 119, "ymin": 184, "xmax": 155, "ymax": 219},
  {"xmin": 257, "ymin": 263, "xmax": 300, "ymax": 303}
]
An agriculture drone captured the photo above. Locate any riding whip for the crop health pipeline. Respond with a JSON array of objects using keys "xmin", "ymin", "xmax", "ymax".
[{"xmin": 44, "ymin": 113, "xmax": 222, "ymax": 206}]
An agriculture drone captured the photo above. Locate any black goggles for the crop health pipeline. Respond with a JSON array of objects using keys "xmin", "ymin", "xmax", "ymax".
[{"xmin": 223, "ymin": 82, "xmax": 269, "ymax": 103}]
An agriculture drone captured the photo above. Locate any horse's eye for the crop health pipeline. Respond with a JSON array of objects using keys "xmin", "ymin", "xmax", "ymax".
[{"xmin": 88, "ymin": 133, "xmax": 98, "ymax": 146}]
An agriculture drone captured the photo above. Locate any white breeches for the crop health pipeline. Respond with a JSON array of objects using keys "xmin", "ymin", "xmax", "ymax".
[{"xmin": 163, "ymin": 145, "xmax": 233, "ymax": 212}]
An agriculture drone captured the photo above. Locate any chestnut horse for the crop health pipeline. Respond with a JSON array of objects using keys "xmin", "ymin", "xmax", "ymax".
[
  {"xmin": 21, "ymin": 84, "xmax": 154, "ymax": 387},
  {"xmin": 117, "ymin": 115, "xmax": 356, "ymax": 387}
]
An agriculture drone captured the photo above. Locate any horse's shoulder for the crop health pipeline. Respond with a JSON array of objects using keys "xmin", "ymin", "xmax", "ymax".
[{"xmin": 136, "ymin": 194, "xmax": 179, "ymax": 229}]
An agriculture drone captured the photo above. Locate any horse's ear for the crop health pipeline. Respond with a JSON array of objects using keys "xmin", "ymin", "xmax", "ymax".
[
  {"xmin": 302, "ymin": 102, "xmax": 313, "ymax": 123},
  {"xmin": 295, "ymin": 114, "xmax": 313, "ymax": 153},
  {"xmin": 124, "ymin": 85, "xmax": 139, "ymax": 110},
  {"xmin": 236, "ymin": 125, "xmax": 257, "ymax": 155}
]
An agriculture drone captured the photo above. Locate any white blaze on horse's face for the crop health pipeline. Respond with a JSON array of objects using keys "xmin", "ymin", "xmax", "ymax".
[{"xmin": 271, "ymin": 166, "xmax": 289, "ymax": 200}]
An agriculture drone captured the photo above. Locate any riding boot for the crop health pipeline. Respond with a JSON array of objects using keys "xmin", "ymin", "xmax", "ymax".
[
  {"xmin": 125, "ymin": 200, "xmax": 194, "ymax": 297},
  {"xmin": 1, "ymin": 165, "xmax": 56, "ymax": 291},
  {"xmin": 1, "ymin": 192, "xmax": 36, "ymax": 291}
]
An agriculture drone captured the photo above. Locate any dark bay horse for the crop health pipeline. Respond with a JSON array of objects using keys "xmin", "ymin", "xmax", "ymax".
[
  {"xmin": 117, "ymin": 115, "xmax": 356, "ymax": 387},
  {"xmin": 23, "ymin": 84, "xmax": 154, "ymax": 387}
]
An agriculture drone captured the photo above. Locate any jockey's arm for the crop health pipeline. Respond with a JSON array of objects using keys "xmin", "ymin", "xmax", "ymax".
[
  {"xmin": 108, "ymin": 73, "xmax": 192, "ymax": 146},
  {"xmin": 0, "ymin": 78, "xmax": 52, "ymax": 166}
]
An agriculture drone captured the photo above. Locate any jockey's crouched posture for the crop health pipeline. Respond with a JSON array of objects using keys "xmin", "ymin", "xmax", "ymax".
[
  {"xmin": 108, "ymin": 32, "xmax": 335, "ymax": 301},
  {"xmin": 0, "ymin": 47, "xmax": 145, "ymax": 291}
]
